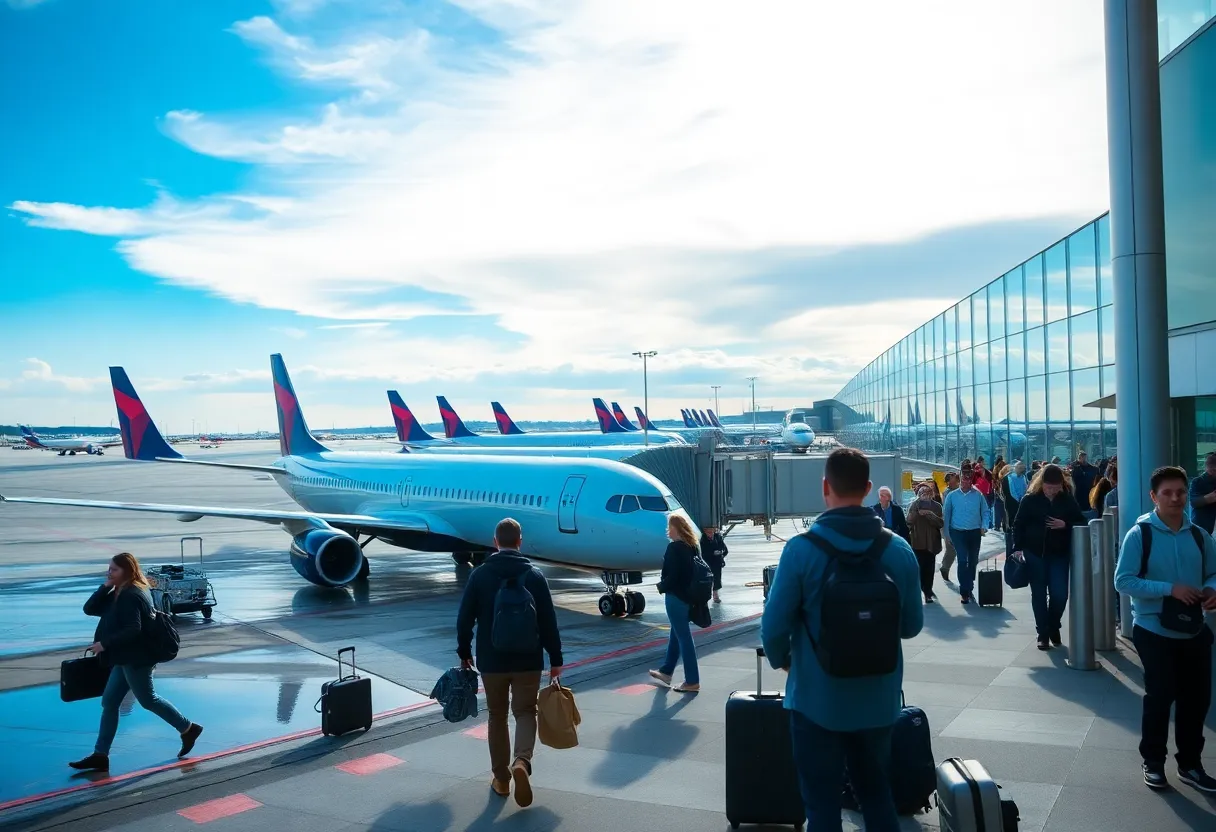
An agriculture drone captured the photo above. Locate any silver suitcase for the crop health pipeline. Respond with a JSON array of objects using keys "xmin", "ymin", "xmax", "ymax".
[{"xmin": 936, "ymin": 758, "xmax": 1003, "ymax": 831}]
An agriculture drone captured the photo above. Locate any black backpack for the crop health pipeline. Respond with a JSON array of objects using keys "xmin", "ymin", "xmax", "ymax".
[
  {"xmin": 491, "ymin": 573, "xmax": 541, "ymax": 653},
  {"xmin": 802, "ymin": 528, "xmax": 901, "ymax": 678},
  {"xmin": 687, "ymin": 551, "xmax": 715, "ymax": 604},
  {"xmin": 1138, "ymin": 521, "xmax": 1209, "ymax": 635},
  {"xmin": 146, "ymin": 607, "xmax": 180, "ymax": 664},
  {"xmin": 843, "ymin": 693, "xmax": 936, "ymax": 815}
]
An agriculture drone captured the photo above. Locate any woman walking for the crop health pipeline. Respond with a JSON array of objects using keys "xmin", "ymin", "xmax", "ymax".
[
  {"xmin": 907, "ymin": 484, "xmax": 944, "ymax": 603},
  {"xmin": 69, "ymin": 553, "xmax": 203, "ymax": 771},
  {"xmin": 1011, "ymin": 465, "xmax": 1088, "ymax": 650},
  {"xmin": 649, "ymin": 514, "xmax": 702, "ymax": 693}
]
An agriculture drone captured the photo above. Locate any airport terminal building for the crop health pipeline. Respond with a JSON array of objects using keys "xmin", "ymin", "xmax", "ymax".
[{"xmin": 835, "ymin": 10, "xmax": 1216, "ymax": 473}]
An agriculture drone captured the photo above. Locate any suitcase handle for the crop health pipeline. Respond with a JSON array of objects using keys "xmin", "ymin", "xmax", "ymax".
[
  {"xmin": 755, "ymin": 647, "xmax": 764, "ymax": 692},
  {"xmin": 338, "ymin": 646, "xmax": 358, "ymax": 680}
]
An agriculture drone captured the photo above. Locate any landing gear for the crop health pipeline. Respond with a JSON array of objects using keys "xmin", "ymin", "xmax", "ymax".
[
  {"xmin": 356, "ymin": 556, "xmax": 370, "ymax": 581},
  {"xmin": 624, "ymin": 590, "xmax": 646, "ymax": 615},
  {"xmin": 598, "ymin": 595, "xmax": 616, "ymax": 616},
  {"xmin": 472, "ymin": 551, "xmax": 487, "ymax": 567},
  {"xmin": 202, "ymin": 605, "xmax": 213, "ymax": 620},
  {"xmin": 452, "ymin": 551, "xmax": 473, "ymax": 566},
  {"xmin": 597, "ymin": 571, "xmax": 646, "ymax": 617}
]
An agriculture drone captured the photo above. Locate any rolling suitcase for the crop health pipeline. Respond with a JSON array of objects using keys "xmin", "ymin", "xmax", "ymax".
[
  {"xmin": 762, "ymin": 564, "xmax": 779, "ymax": 601},
  {"xmin": 936, "ymin": 758, "xmax": 1003, "ymax": 832},
  {"xmin": 318, "ymin": 646, "xmax": 373, "ymax": 736},
  {"xmin": 977, "ymin": 557, "xmax": 1003, "ymax": 607},
  {"xmin": 725, "ymin": 647, "xmax": 804, "ymax": 831}
]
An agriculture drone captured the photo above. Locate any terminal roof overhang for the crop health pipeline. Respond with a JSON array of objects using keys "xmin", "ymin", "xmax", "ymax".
[{"xmin": 1083, "ymin": 394, "xmax": 1116, "ymax": 409}]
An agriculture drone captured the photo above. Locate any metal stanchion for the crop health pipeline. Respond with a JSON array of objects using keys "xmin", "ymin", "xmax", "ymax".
[
  {"xmin": 1068, "ymin": 524, "xmax": 1097, "ymax": 670},
  {"xmin": 1091, "ymin": 518, "xmax": 1115, "ymax": 651},
  {"xmin": 1103, "ymin": 507, "xmax": 1122, "ymax": 644}
]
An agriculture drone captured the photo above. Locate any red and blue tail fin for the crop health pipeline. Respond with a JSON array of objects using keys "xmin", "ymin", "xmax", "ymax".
[
  {"xmin": 19, "ymin": 425, "xmax": 44, "ymax": 448},
  {"xmin": 707, "ymin": 409, "xmax": 723, "ymax": 428},
  {"xmin": 491, "ymin": 402, "xmax": 525, "ymax": 435},
  {"xmin": 593, "ymin": 398, "xmax": 627, "ymax": 433},
  {"xmin": 634, "ymin": 407, "xmax": 658, "ymax": 431},
  {"xmin": 388, "ymin": 391, "xmax": 436, "ymax": 442},
  {"xmin": 271, "ymin": 354, "xmax": 328, "ymax": 457},
  {"xmin": 611, "ymin": 402, "xmax": 640, "ymax": 431},
  {"xmin": 109, "ymin": 367, "xmax": 183, "ymax": 461},
  {"xmin": 436, "ymin": 396, "xmax": 477, "ymax": 438}
]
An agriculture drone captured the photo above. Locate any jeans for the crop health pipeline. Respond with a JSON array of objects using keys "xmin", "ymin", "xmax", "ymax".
[
  {"xmin": 95, "ymin": 664, "xmax": 190, "ymax": 755},
  {"xmin": 789, "ymin": 710, "xmax": 899, "ymax": 832},
  {"xmin": 948, "ymin": 528, "xmax": 982, "ymax": 597},
  {"xmin": 912, "ymin": 549, "xmax": 936, "ymax": 598},
  {"xmin": 481, "ymin": 671, "xmax": 542, "ymax": 783},
  {"xmin": 1024, "ymin": 551, "xmax": 1070, "ymax": 639},
  {"xmin": 993, "ymin": 498, "xmax": 1005, "ymax": 531},
  {"xmin": 659, "ymin": 594, "xmax": 699, "ymax": 684},
  {"xmin": 1132, "ymin": 625, "xmax": 1214, "ymax": 769}
]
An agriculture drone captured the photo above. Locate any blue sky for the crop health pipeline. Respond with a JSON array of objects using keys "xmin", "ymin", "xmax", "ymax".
[{"xmin": 1, "ymin": 0, "xmax": 1112, "ymax": 432}]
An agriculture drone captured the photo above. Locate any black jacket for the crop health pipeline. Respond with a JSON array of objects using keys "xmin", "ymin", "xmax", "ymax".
[
  {"xmin": 85, "ymin": 584, "xmax": 156, "ymax": 667},
  {"xmin": 1071, "ymin": 463, "xmax": 1098, "ymax": 510},
  {"xmin": 456, "ymin": 550, "xmax": 563, "ymax": 673},
  {"xmin": 1012, "ymin": 491, "xmax": 1087, "ymax": 558},
  {"xmin": 657, "ymin": 540, "xmax": 698, "ymax": 604},
  {"xmin": 1190, "ymin": 474, "xmax": 1216, "ymax": 534},
  {"xmin": 700, "ymin": 532, "xmax": 728, "ymax": 567},
  {"xmin": 872, "ymin": 501, "xmax": 911, "ymax": 543}
]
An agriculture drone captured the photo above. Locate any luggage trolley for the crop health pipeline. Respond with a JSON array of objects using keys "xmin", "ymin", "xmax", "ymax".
[{"xmin": 148, "ymin": 536, "xmax": 217, "ymax": 620}]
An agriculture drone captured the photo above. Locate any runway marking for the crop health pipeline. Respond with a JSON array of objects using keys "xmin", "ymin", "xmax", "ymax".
[
  {"xmin": 336, "ymin": 752, "xmax": 404, "ymax": 776},
  {"xmin": 462, "ymin": 722, "xmax": 489, "ymax": 740},
  {"xmin": 178, "ymin": 794, "xmax": 262, "ymax": 823},
  {"xmin": 613, "ymin": 683, "xmax": 657, "ymax": 696}
]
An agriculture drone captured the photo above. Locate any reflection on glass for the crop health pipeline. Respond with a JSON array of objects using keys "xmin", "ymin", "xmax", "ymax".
[
  {"xmin": 944, "ymin": 307, "xmax": 956, "ymax": 354},
  {"xmin": 1048, "ymin": 371, "xmax": 1071, "ymax": 424},
  {"xmin": 973, "ymin": 292, "xmax": 988, "ymax": 345},
  {"xmin": 990, "ymin": 336, "xmax": 1006, "ymax": 383},
  {"xmin": 1045, "ymin": 241, "xmax": 1068, "ymax": 323},
  {"xmin": 957, "ymin": 300, "xmax": 971, "ymax": 350},
  {"xmin": 1099, "ymin": 305, "xmax": 1114, "ymax": 366},
  {"xmin": 1071, "ymin": 310, "xmax": 1100, "ymax": 370},
  {"xmin": 1047, "ymin": 319, "xmax": 1071, "ymax": 375},
  {"xmin": 975, "ymin": 384, "xmax": 992, "ymax": 423},
  {"xmin": 1026, "ymin": 326, "xmax": 1045, "ymax": 376},
  {"xmin": 1072, "ymin": 367, "xmax": 1102, "ymax": 418},
  {"xmin": 974, "ymin": 342, "xmax": 989, "ymax": 386},
  {"xmin": 989, "ymin": 279, "xmax": 1005, "ymax": 340},
  {"xmin": 1097, "ymin": 215, "xmax": 1112, "ymax": 308},
  {"xmin": 1005, "ymin": 268, "xmax": 1025, "ymax": 335},
  {"xmin": 1009, "ymin": 378, "xmax": 1027, "ymax": 425},
  {"xmin": 959, "ymin": 348, "xmax": 973, "ymax": 387},
  {"xmin": 1007, "ymin": 332, "xmax": 1025, "ymax": 381},
  {"xmin": 1025, "ymin": 255, "xmax": 1045, "ymax": 328},
  {"xmin": 935, "ymin": 314, "xmax": 945, "ymax": 358},
  {"xmin": 1028, "ymin": 375, "xmax": 1047, "ymax": 421},
  {"xmin": 935, "ymin": 357, "xmax": 945, "ymax": 390},
  {"xmin": 1069, "ymin": 223, "xmax": 1098, "ymax": 315},
  {"xmin": 1158, "ymin": 0, "xmax": 1216, "ymax": 57},
  {"xmin": 991, "ymin": 381, "xmax": 1008, "ymax": 424}
]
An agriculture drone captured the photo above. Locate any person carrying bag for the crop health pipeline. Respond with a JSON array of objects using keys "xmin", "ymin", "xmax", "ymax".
[{"xmin": 537, "ymin": 678, "xmax": 581, "ymax": 749}]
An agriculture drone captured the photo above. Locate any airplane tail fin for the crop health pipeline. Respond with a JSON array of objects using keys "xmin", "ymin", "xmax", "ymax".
[
  {"xmin": 698, "ymin": 409, "xmax": 710, "ymax": 426},
  {"xmin": 593, "ymin": 398, "xmax": 627, "ymax": 433},
  {"xmin": 19, "ymin": 425, "xmax": 43, "ymax": 448},
  {"xmin": 271, "ymin": 354, "xmax": 329, "ymax": 457},
  {"xmin": 388, "ymin": 391, "xmax": 436, "ymax": 442},
  {"xmin": 436, "ymin": 396, "xmax": 477, "ymax": 438},
  {"xmin": 611, "ymin": 402, "xmax": 639, "ymax": 431},
  {"xmin": 691, "ymin": 410, "xmax": 705, "ymax": 426},
  {"xmin": 707, "ymin": 409, "xmax": 723, "ymax": 428},
  {"xmin": 681, "ymin": 409, "xmax": 696, "ymax": 428},
  {"xmin": 109, "ymin": 367, "xmax": 183, "ymax": 461},
  {"xmin": 634, "ymin": 407, "xmax": 658, "ymax": 431},
  {"xmin": 491, "ymin": 402, "xmax": 525, "ymax": 435}
]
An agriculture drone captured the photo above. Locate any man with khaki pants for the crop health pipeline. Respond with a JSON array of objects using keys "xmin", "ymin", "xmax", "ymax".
[
  {"xmin": 457, "ymin": 518, "xmax": 564, "ymax": 806},
  {"xmin": 939, "ymin": 472, "xmax": 960, "ymax": 581}
]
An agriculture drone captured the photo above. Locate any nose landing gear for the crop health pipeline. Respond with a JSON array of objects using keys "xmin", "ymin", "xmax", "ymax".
[{"xmin": 597, "ymin": 571, "xmax": 646, "ymax": 617}]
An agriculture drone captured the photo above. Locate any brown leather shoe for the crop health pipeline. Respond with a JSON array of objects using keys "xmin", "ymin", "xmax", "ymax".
[
  {"xmin": 510, "ymin": 758, "xmax": 533, "ymax": 807},
  {"xmin": 490, "ymin": 777, "xmax": 510, "ymax": 797}
]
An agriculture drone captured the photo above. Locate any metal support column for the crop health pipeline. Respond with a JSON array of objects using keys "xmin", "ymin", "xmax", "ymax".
[
  {"xmin": 1069, "ymin": 524, "xmax": 1098, "ymax": 670},
  {"xmin": 1092, "ymin": 517, "xmax": 1116, "ymax": 651},
  {"xmin": 1105, "ymin": 0, "xmax": 1171, "ymax": 541}
]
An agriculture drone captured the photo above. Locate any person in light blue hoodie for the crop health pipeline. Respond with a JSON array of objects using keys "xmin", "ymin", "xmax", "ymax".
[
  {"xmin": 1113, "ymin": 465, "xmax": 1216, "ymax": 794},
  {"xmin": 762, "ymin": 447, "xmax": 923, "ymax": 832}
]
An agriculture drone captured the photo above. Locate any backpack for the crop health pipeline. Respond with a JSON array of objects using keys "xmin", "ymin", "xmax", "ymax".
[
  {"xmin": 802, "ymin": 528, "xmax": 901, "ymax": 678},
  {"xmin": 146, "ymin": 608, "xmax": 180, "ymax": 664},
  {"xmin": 491, "ymin": 573, "xmax": 541, "ymax": 653},
  {"xmin": 687, "ymin": 551, "xmax": 714, "ymax": 604},
  {"xmin": 843, "ymin": 693, "xmax": 936, "ymax": 815},
  {"xmin": 1138, "ymin": 521, "xmax": 1209, "ymax": 635}
]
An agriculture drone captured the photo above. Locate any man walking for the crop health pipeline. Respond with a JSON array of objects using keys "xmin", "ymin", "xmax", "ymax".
[
  {"xmin": 1114, "ymin": 466, "xmax": 1216, "ymax": 793},
  {"xmin": 1188, "ymin": 451, "xmax": 1216, "ymax": 535},
  {"xmin": 762, "ymin": 448, "xmax": 923, "ymax": 831},
  {"xmin": 939, "ymin": 472, "xmax": 959, "ymax": 581},
  {"xmin": 943, "ymin": 465, "xmax": 990, "ymax": 604},
  {"xmin": 457, "ymin": 518, "xmax": 564, "ymax": 806}
]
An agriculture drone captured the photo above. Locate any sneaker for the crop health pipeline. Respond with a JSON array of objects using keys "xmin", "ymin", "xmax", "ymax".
[
  {"xmin": 490, "ymin": 778, "xmax": 510, "ymax": 797},
  {"xmin": 178, "ymin": 723, "xmax": 204, "ymax": 757},
  {"xmin": 510, "ymin": 758, "xmax": 533, "ymax": 807},
  {"xmin": 1178, "ymin": 766, "xmax": 1216, "ymax": 793},
  {"xmin": 924, "ymin": 594, "xmax": 935, "ymax": 605},
  {"xmin": 648, "ymin": 669, "xmax": 672, "ymax": 686},
  {"xmin": 68, "ymin": 753, "xmax": 109, "ymax": 772},
  {"xmin": 1037, "ymin": 637, "xmax": 1051, "ymax": 651},
  {"xmin": 1050, "ymin": 630, "xmax": 1062, "ymax": 647},
  {"xmin": 960, "ymin": 595, "xmax": 970, "ymax": 605},
  {"xmin": 1143, "ymin": 762, "xmax": 1169, "ymax": 790}
]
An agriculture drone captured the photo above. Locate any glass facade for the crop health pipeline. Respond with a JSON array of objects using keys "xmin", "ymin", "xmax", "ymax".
[
  {"xmin": 836, "ymin": 216, "xmax": 1116, "ymax": 465},
  {"xmin": 1159, "ymin": 0, "xmax": 1216, "ymax": 57}
]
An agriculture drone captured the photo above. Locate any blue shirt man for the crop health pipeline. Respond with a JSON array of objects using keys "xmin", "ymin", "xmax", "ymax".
[
  {"xmin": 942, "ymin": 469, "xmax": 990, "ymax": 603},
  {"xmin": 1007, "ymin": 467, "xmax": 1028, "ymax": 502},
  {"xmin": 762, "ymin": 447, "xmax": 923, "ymax": 829}
]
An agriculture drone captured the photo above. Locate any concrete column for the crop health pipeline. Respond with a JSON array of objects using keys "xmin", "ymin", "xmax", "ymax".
[{"xmin": 1105, "ymin": 0, "xmax": 1171, "ymax": 537}]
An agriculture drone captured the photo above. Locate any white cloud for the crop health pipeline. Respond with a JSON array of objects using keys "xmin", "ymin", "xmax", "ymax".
[{"xmin": 17, "ymin": 359, "xmax": 105, "ymax": 393}]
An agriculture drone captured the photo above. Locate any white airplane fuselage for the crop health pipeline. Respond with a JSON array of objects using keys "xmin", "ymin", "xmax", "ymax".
[
  {"xmin": 407, "ymin": 445, "xmax": 644, "ymax": 461},
  {"xmin": 438, "ymin": 430, "xmax": 686, "ymax": 448}
]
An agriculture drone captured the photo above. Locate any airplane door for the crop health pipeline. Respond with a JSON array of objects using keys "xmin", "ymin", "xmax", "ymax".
[
  {"xmin": 401, "ymin": 477, "xmax": 412, "ymax": 508},
  {"xmin": 558, "ymin": 476, "xmax": 585, "ymax": 534}
]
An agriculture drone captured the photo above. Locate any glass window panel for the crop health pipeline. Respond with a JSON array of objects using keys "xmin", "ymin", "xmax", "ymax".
[
  {"xmin": 1101, "ymin": 365, "xmax": 1116, "ymax": 428},
  {"xmin": 934, "ymin": 314, "xmax": 945, "ymax": 358},
  {"xmin": 1072, "ymin": 367, "xmax": 1101, "ymax": 419},
  {"xmin": 990, "ymin": 336, "xmax": 1006, "ymax": 383},
  {"xmin": 974, "ymin": 342, "xmax": 989, "ymax": 386},
  {"xmin": 1100, "ymin": 305, "xmax": 1114, "ymax": 366},
  {"xmin": 935, "ymin": 357, "xmax": 946, "ymax": 390},
  {"xmin": 1027, "ymin": 375, "xmax": 1047, "ymax": 421},
  {"xmin": 1006, "ymin": 331, "xmax": 1025, "ymax": 381},
  {"xmin": 958, "ymin": 348, "xmax": 973, "ymax": 388},
  {"xmin": 1071, "ymin": 310, "xmax": 1100, "ymax": 370},
  {"xmin": 1005, "ymin": 268, "xmax": 1025, "ymax": 335},
  {"xmin": 956, "ymin": 300, "xmax": 971, "ymax": 350},
  {"xmin": 1098, "ymin": 214, "xmax": 1112, "ymax": 307},
  {"xmin": 975, "ymin": 384, "xmax": 992, "ymax": 424},
  {"xmin": 1069, "ymin": 223, "xmax": 1098, "ymax": 315},
  {"xmin": 973, "ymin": 292, "xmax": 988, "ymax": 345},
  {"xmin": 1047, "ymin": 319, "xmax": 1071, "ymax": 374},
  {"xmin": 1025, "ymin": 254, "xmax": 1045, "ymax": 328},
  {"xmin": 991, "ymin": 381, "xmax": 1008, "ymax": 424},
  {"xmin": 1008, "ymin": 378, "xmax": 1027, "ymax": 426},
  {"xmin": 1045, "ymin": 241, "xmax": 1069, "ymax": 322},
  {"xmin": 988, "ymin": 279, "xmax": 1005, "ymax": 340},
  {"xmin": 1048, "ymin": 371, "xmax": 1071, "ymax": 425},
  {"xmin": 944, "ymin": 307, "xmax": 956, "ymax": 355},
  {"xmin": 1025, "ymin": 326, "xmax": 1045, "ymax": 376}
]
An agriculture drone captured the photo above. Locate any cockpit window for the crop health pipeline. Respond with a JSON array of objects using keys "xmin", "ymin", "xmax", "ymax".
[
  {"xmin": 620, "ymin": 495, "xmax": 640, "ymax": 513},
  {"xmin": 638, "ymin": 495, "xmax": 669, "ymax": 512},
  {"xmin": 605, "ymin": 495, "xmax": 622, "ymax": 513}
]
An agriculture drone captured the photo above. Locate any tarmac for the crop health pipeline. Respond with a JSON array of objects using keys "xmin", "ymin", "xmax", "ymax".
[{"xmin": 1, "ymin": 444, "xmax": 1214, "ymax": 830}]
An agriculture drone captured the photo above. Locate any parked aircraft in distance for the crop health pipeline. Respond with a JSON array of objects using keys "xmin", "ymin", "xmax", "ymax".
[
  {"xmin": 1, "ymin": 359, "xmax": 692, "ymax": 617},
  {"xmin": 19, "ymin": 426, "xmax": 121, "ymax": 456},
  {"xmin": 611, "ymin": 403, "xmax": 640, "ymax": 431}
]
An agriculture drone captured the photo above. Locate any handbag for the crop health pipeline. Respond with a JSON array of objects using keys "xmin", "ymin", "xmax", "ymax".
[
  {"xmin": 1004, "ymin": 553, "xmax": 1029, "ymax": 589},
  {"xmin": 61, "ymin": 649, "xmax": 110, "ymax": 702},
  {"xmin": 537, "ymin": 679, "xmax": 581, "ymax": 749},
  {"xmin": 1139, "ymin": 522, "xmax": 1208, "ymax": 636}
]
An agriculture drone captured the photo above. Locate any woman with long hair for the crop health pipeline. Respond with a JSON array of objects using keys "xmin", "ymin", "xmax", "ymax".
[
  {"xmin": 1011, "ymin": 465, "xmax": 1088, "ymax": 650},
  {"xmin": 649, "ymin": 514, "xmax": 702, "ymax": 693},
  {"xmin": 1089, "ymin": 477, "xmax": 1114, "ymax": 520},
  {"xmin": 69, "ymin": 553, "xmax": 202, "ymax": 771}
]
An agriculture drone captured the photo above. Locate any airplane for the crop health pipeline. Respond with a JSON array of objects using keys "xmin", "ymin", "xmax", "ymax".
[
  {"xmin": 779, "ymin": 409, "xmax": 817, "ymax": 453},
  {"xmin": 634, "ymin": 407, "xmax": 660, "ymax": 432},
  {"xmin": 611, "ymin": 403, "xmax": 640, "ymax": 431},
  {"xmin": 19, "ymin": 425, "xmax": 121, "ymax": 456},
  {"xmin": 491, "ymin": 402, "xmax": 525, "ymax": 436},
  {"xmin": 0, "ymin": 358, "xmax": 694, "ymax": 617}
]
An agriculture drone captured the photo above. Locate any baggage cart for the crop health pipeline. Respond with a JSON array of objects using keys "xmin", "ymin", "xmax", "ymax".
[{"xmin": 148, "ymin": 536, "xmax": 217, "ymax": 620}]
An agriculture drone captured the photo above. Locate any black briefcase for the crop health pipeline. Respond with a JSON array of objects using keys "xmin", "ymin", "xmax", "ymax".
[
  {"xmin": 318, "ymin": 646, "xmax": 373, "ymax": 736},
  {"xmin": 61, "ymin": 650, "xmax": 110, "ymax": 702}
]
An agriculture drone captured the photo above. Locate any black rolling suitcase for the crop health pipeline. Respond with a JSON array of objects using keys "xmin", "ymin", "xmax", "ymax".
[
  {"xmin": 318, "ymin": 646, "xmax": 373, "ymax": 736},
  {"xmin": 725, "ymin": 647, "xmax": 804, "ymax": 831},
  {"xmin": 977, "ymin": 557, "xmax": 1003, "ymax": 607}
]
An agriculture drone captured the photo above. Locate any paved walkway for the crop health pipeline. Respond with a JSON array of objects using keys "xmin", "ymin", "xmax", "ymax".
[{"xmin": 6, "ymin": 535, "xmax": 1216, "ymax": 832}]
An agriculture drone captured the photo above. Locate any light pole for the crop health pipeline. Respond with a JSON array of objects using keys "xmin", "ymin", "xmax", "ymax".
[
  {"xmin": 710, "ymin": 385, "xmax": 721, "ymax": 416},
  {"xmin": 632, "ymin": 350, "xmax": 657, "ymax": 446},
  {"xmin": 746, "ymin": 377, "xmax": 758, "ymax": 432}
]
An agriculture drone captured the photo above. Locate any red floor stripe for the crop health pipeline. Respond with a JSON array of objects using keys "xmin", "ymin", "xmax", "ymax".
[
  {"xmin": 335, "ymin": 752, "xmax": 403, "ymax": 776},
  {"xmin": 613, "ymin": 683, "xmax": 657, "ymax": 696},
  {"xmin": 178, "ymin": 794, "xmax": 262, "ymax": 823},
  {"xmin": 562, "ymin": 611, "xmax": 762, "ymax": 670},
  {"xmin": 462, "ymin": 722, "xmax": 489, "ymax": 740}
]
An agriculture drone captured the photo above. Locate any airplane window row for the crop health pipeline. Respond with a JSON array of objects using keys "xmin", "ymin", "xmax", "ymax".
[
  {"xmin": 604, "ymin": 494, "xmax": 671, "ymax": 513},
  {"xmin": 296, "ymin": 476, "xmax": 551, "ymax": 509}
]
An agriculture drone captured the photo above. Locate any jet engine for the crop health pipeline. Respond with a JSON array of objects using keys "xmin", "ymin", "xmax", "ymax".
[{"xmin": 289, "ymin": 529, "xmax": 364, "ymax": 587}]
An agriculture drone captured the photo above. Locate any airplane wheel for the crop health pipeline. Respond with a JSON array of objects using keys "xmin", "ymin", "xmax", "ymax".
[
  {"xmin": 160, "ymin": 594, "xmax": 173, "ymax": 618},
  {"xmin": 356, "ymin": 556, "xmax": 370, "ymax": 580},
  {"xmin": 69, "ymin": 451, "xmax": 76, "ymax": 456},
  {"xmin": 597, "ymin": 595, "xmax": 615, "ymax": 617},
  {"xmin": 625, "ymin": 591, "xmax": 646, "ymax": 616},
  {"xmin": 202, "ymin": 605, "xmax": 213, "ymax": 620},
  {"xmin": 452, "ymin": 552, "xmax": 472, "ymax": 566},
  {"xmin": 472, "ymin": 551, "xmax": 487, "ymax": 567},
  {"xmin": 611, "ymin": 594, "xmax": 627, "ymax": 617}
]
